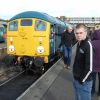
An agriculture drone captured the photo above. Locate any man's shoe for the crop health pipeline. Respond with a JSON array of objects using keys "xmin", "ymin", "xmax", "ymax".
[
  {"xmin": 63, "ymin": 64, "xmax": 67, "ymax": 68},
  {"xmin": 67, "ymin": 66, "xmax": 72, "ymax": 70}
]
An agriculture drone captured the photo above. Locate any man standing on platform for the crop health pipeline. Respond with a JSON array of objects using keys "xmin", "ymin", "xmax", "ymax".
[
  {"xmin": 59, "ymin": 25, "xmax": 75, "ymax": 69},
  {"xmin": 73, "ymin": 24, "xmax": 93, "ymax": 100}
]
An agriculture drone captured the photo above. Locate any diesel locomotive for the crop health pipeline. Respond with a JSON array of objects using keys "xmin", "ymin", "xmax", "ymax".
[{"xmin": 7, "ymin": 11, "xmax": 67, "ymax": 73}]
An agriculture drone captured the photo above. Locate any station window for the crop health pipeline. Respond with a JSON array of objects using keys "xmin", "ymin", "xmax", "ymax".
[
  {"xmin": 35, "ymin": 20, "xmax": 46, "ymax": 31},
  {"xmin": 9, "ymin": 21, "xmax": 18, "ymax": 31},
  {"xmin": 21, "ymin": 19, "xmax": 32, "ymax": 26}
]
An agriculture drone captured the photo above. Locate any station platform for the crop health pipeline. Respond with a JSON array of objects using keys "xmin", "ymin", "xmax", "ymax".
[
  {"xmin": 41, "ymin": 67, "xmax": 74, "ymax": 100},
  {"xmin": 17, "ymin": 60, "xmax": 98, "ymax": 100},
  {"xmin": 41, "ymin": 68, "xmax": 98, "ymax": 100},
  {"xmin": 17, "ymin": 59, "xmax": 75, "ymax": 100},
  {"xmin": 17, "ymin": 45, "xmax": 98, "ymax": 100}
]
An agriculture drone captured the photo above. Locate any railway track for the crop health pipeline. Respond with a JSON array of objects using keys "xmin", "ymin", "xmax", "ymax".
[
  {"xmin": 0, "ymin": 71, "xmax": 25, "ymax": 87},
  {"xmin": 0, "ymin": 60, "xmax": 59, "ymax": 100},
  {"xmin": 0, "ymin": 71, "xmax": 39, "ymax": 100},
  {"xmin": 0, "ymin": 46, "xmax": 60, "ymax": 100}
]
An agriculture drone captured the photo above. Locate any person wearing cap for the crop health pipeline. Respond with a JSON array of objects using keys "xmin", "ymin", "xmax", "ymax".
[{"xmin": 59, "ymin": 25, "xmax": 75, "ymax": 69}]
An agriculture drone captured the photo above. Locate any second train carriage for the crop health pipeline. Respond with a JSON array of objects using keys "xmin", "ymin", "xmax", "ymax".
[{"xmin": 7, "ymin": 11, "xmax": 66, "ymax": 73}]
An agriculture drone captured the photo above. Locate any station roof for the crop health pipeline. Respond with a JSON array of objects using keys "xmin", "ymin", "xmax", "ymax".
[{"xmin": 10, "ymin": 11, "xmax": 64, "ymax": 25}]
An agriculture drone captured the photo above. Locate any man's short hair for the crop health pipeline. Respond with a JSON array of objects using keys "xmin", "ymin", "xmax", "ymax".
[{"xmin": 75, "ymin": 23, "xmax": 87, "ymax": 32}]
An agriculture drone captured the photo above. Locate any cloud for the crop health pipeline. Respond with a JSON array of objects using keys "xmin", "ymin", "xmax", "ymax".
[{"xmin": 0, "ymin": 0, "xmax": 100, "ymax": 19}]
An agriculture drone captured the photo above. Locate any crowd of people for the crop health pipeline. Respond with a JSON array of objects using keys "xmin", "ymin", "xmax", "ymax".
[{"xmin": 59, "ymin": 23, "xmax": 100, "ymax": 100}]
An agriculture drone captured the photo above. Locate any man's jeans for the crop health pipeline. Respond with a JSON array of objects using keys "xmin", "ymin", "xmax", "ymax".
[
  {"xmin": 63, "ymin": 45, "xmax": 72, "ymax": 66},
  {"xmin": 73, "ymin": 79, "xmax": 93, "ymax": 100}
]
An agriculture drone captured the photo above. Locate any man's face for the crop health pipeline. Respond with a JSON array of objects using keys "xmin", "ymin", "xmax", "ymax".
[
  {"xmin": 68, "ymin": 28, "xmax": 72, "ymax": 33},
  {"xmin": 75, "ymin": 27, "xmax": 87, "ymax": 42}
]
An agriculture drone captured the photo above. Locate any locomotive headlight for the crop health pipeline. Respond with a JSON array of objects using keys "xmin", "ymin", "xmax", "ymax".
[
  {"xmin": 37, "ymin": 46, "xmax": 44, "ymax": 53},
  {"xmin": 9, "ymin": 45, "xmax": 14, "ymax": 52}
]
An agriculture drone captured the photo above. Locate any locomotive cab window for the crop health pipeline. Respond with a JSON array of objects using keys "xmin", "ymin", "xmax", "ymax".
[
  {"xmin": 21, "ymin": 19, "xmax": 32, "ymax": 26},
  {"xmin": 35, "ymin": 20, "xmax": 46, "ymax": 31},
  {"xmin": 9, "ymin": 21, "xmax": 18, "ymax": 31}
]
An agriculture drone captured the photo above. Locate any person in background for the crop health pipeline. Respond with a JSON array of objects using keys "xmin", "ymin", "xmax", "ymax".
[
  {"xmin": 73, "ymin": 24, "xmax": 93, "ymax": 100},
  {"xmin": 59, "ymin": 25, "xmax": 74, "ymax": 69},
  {"xmin": 91, "ymin": 29, "xmax": 100, "ymax": 96}
]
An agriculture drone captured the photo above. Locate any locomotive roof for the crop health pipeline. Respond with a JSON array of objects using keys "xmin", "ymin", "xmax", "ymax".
[{"xmin": 10, "ymin": 11, "xmax": 65, "ymax": 26}]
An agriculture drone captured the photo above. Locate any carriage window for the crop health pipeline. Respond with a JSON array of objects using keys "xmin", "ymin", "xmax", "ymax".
[
  {"xmin": 9, "ymin": 21, "xmax": 18, "ymax": 31},
  {"xmin": 35, "ymin": 20, "xmax": 46, "ymax": 31},
  {"xmin": 21, "ymin": 19, "xmax": 32, "ymax": 26}
]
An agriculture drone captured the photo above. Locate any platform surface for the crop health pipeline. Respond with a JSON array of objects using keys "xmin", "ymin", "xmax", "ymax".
[
  {"xmin": 41, "ymin": 68, "xmax": 74, "ymax": 100},
  {"xmin": 17, "ymin": 44, "xmax": 99, "ymax": 100}
]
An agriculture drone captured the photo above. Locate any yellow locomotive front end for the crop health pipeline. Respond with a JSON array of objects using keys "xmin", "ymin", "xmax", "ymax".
[
  {"xmin": 7, "ymin": 18, "xmax": 50, "ymax": 63},
  {"xmin": 7, "ymin": 11, "xmax": 66, "ymax": 73}
]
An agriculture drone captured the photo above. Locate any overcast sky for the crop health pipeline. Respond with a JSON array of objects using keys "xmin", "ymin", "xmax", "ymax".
[{"xmin": 0, "ymin": 0, "xmax": 100, "ymax": 20}]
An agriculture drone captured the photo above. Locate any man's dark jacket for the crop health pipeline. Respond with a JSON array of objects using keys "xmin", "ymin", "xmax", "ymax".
[
  {"xmin": 73, "ymin": 38, "xmax": 93, "ymax": 84},
  {"xmin": 60, "ymin": 31, "xmax": 76, "ymax": 47}
]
